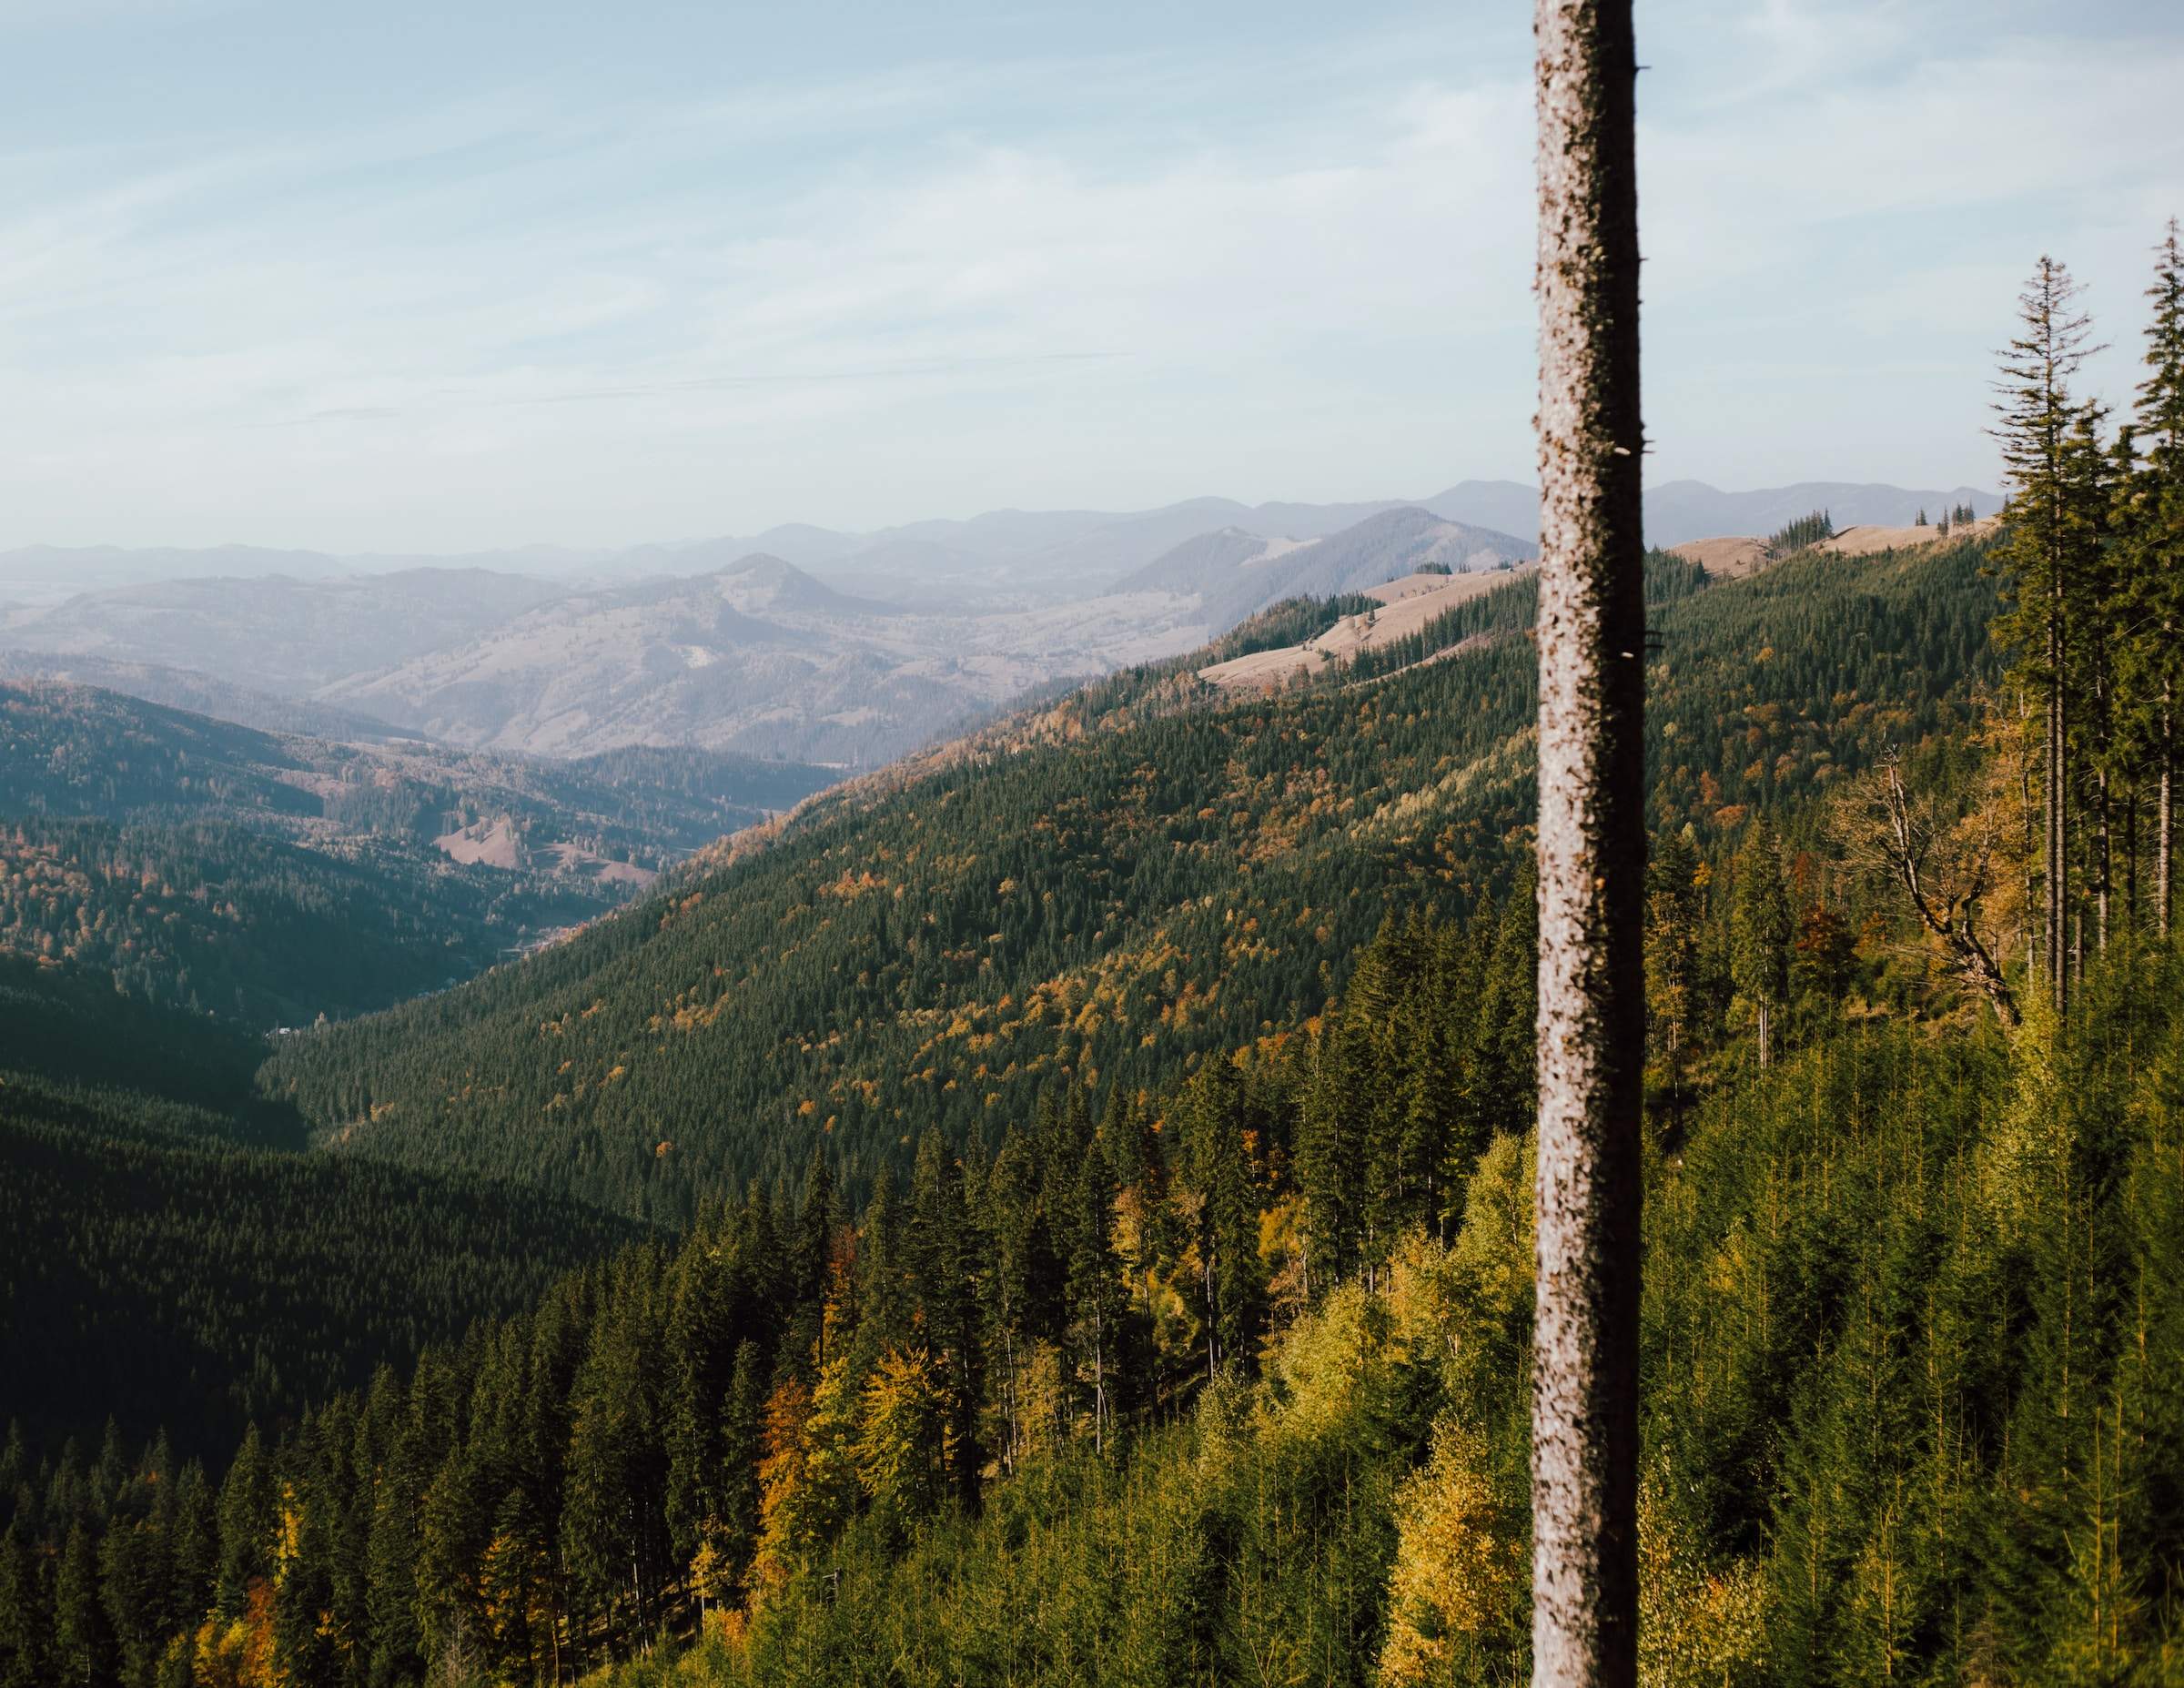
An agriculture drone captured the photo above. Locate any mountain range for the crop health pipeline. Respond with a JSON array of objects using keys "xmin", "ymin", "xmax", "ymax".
[{"xmin": 0, "ymin": 480, "xmax": 1992, "ymax": 766}]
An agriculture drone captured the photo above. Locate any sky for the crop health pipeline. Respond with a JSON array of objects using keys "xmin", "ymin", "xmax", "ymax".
[{"xmin": 2, "ymin": 0, "xmax": 2179, "ymax": 553}]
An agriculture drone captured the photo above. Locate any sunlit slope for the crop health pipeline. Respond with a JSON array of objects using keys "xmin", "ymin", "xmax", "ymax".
[{"xmin": 263, "ymin": 541, "xmax": 2000, "ymax": 1218}]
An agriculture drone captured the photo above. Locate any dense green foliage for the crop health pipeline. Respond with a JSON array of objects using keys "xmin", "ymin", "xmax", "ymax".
[
  {"xmin": 1764, "ymin": 509, "xmax": 1834, "ymax": 555},
  {"xmin": 12, "ymin": 899, "xmax": 2180, "ymax": 1685},
  {"xmin": 261, "ymin": 539, "xmax": 2000, "ymax": 1221},
  {"xmin": 0, "ymin": 958, "xmax": 642, "ymax": 1457}
]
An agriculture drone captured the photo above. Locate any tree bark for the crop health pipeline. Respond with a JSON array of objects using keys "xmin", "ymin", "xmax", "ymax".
[
  {"xmin": 1532, "ymin": 3, "xmax": 1645, "ymax": 1684},
  {"xmin": 2161, "ymin": 680, "xmax": 2174, "ymax": 940},
  {"xmin": 2050, "ymin": 621, "xmax": 2068, "ymax": 1010}
]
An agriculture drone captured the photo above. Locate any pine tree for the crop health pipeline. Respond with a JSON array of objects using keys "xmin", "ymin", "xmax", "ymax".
[
  {"xmin": 167, "ymin": 1462, "xmax": 216, "ymax": 1652},
  {"xmin": 1470, "ymin": 875, "xmax": 1540, "ymax": 1147},
  {"xmin": 364, "ymin": 1371, "xmax": 429, "ymax": 1687},
  {"xmin": 978, "ymin": 1126, "xmax": 1043, "ymax": 1476},
  {"xmin": 1295, "ymin": 1012, "xmax": 1364, "ymax": 1295},
  {"xmin": 560, "ymin": 1259, "xmax": 670, "ymax": 1657},
  {"xmin": 907, "ymin": 1129, "xmax": 984, "ymax": 1508},
  {"xmin": 1182, "ymin": 1061, "xmax": 1264, "ymax": 1379},
  {"xmin": 716, "ymin": 1339, "xmax": 768, "ymax": 1593},
  {"xmin": 663, "ymin": 1234, "xmax": 735, "ymax": 1592},
  {"xmin": 0, "ymin": 1523, "xmax": 51, "ymax": 1688}
]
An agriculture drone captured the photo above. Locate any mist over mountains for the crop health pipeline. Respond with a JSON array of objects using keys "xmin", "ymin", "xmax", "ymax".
[{"xmin": 0, "ymin": 478, "xmax": 1993, "ymax": 764}]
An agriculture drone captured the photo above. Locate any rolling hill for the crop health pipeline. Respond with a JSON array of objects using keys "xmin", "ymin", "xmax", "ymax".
[
  {"xmin": 316, "ymin": 554, "xmax": 1208, "ymax": 764},
  {"xmin": 1, "ymin": 567, "xmax": 565, "ymax": 692}
]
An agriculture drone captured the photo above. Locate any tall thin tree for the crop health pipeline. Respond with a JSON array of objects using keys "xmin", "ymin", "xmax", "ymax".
[
  {"xmin": 2134, "ymin": 220, "xmax": 2184, "ymax": 938},
  {"xmin": 1992, "ymin": 257, "xmax": 2099, "ymax": 1007},
  {"xmin": 1531, "ymin": 1, "xmax": 1645, "ymax": 1683}
]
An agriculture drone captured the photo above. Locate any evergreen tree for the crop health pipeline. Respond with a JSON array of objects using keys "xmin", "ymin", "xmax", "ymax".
[
  {"xmin": 1064, "ymin": 1137, "xmax": 1129, "ymax": 1453},
  {"xmin": 1730, "ymin": 819, "xmax": 1793, "ymax": 1066},
  {"xmin": 56, "ymin": 1518, "xmax": 111, "ymax": 1688},
  {"xmin": 1181, "ymin": 1061, "xmax": 1265, "ymax": 1379},
  {"xmin": 1992, "ymin": 256, "xmax": 2103, "ymax": 1009},
  {"xmin": 2130, "ymin": 219, "xmax": 2184, "ymax": 936},
  {"xmin": 906, "ymin": 1130, "xmax": 984, "ymax": 1508},
  {"xmin": 0, "ymin": 1523, "xmax": 49, "ymax": 1688},
  {"xmin": 213, "ymin": 1423, "xmax": 270, "ymax": 1622},
  {"xmin": 717, "ymin": 1339, "xmax": 768, "ymax": 1594}
]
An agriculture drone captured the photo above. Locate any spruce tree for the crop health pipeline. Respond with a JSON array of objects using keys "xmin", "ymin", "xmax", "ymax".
[
  {"xmin": 214, "ymin": 1423, "xmax": 271, "ymax": 1622},
  {"xmin": 1730, "ymin": 819, "xmax": 1793, "ymax": 1067},
  {"xmin": 0, "ymin": 1523, "xmax": 48, "ymax": 1688},
  {"xmin": 55, "ymin": 1518, "xmax": 110, "ymax": 1688},
  {"xmin": 1065, "ymin": 1137, "xmax": 1128, "ymax": 1454},
  {"xmin": 907, "ymin": 1128, "xmax": 984, "ymax": 1508},
  {"xmin": 717, "ymin": 1340, "xmax": 767, "ymax": 1592}
]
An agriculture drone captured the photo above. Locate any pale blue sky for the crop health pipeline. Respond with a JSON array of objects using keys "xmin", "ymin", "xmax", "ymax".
[{"xmin": 3, "ymin": 0, "xmax": 2179, "ymax": 551}]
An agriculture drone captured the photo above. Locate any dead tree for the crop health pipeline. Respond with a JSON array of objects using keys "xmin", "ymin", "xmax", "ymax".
[
  {"xmin": 1531, "ymin": 1, "xmax": 1645, "ymax": 1684},
  {"xmin": 1852, "ymin": 750, "xmax": 2024, "ymax": 1028}
]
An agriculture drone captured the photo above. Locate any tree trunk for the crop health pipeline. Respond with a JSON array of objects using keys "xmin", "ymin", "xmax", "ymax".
[
  {"xmin": 2049, "ymin": 623, "xmax": 2068, "ymax": 1011},
  {"xmin": 1756, "ymin": 1001, "xmax": 1772, "ymax": 1070},
  {"xmin": 2161, "ymin": 679, "xmax": 2174, "ymax": 940},
  {"xmin": 1532, "ymin": 2, "xmax": 1645, "ymax": 1683}
]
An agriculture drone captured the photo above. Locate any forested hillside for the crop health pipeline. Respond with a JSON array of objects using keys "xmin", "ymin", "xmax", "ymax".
[
  {"xmin": 0, "ymin": 957, "xmax": 645, "ymax": 1458},
  {"xmin": 264, "ymin": 538, "xmax": 1998, "ymax": 1218},
  {"xmin": 10, "ymin": 898, "xmax": 2178, "ymax": 1684},
  {"xmin": 0, "ymin": 682, "xmax": 831, "ymax": 1024}
]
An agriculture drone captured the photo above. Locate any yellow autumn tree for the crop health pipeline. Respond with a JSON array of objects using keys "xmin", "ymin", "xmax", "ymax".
[
  {"xmin": 1378, "ymin": 1419, "xmax": 1525, "ymax": 1687},
  {"xmin": 855, "ymin": 1348, "xmax": 948, "ymax": 1544},
  {"xmin": 752, "ymin": 1360, "xmax": 861, "ymax": 1595}
]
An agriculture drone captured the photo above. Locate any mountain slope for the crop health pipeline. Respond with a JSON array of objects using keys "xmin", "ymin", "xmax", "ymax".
[
  {"xmin": 1640, "ymin": 480, "xmax": 2001, "ymax": 547},
  {"xmin": 0, "ymin": 647, "xmax": 418, "ymax": 741},
  {"xmin": 263, "ymin": 537, "xmax": 2001, "ymax": 1214},
  {"xmin": 0, "ymin": 681, "xmax": 834, "ymax": 1022},
  {"xmin": 0, "ymin": 955, "xmax": 642, "ymax": 1454}
]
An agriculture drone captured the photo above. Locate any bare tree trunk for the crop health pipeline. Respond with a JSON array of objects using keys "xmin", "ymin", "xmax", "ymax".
[
  {"xmin": 1532, "ymin": 2, "xmax": 1645, "ymax": 1683},
  {"xmin": 2049, "ymin": 624, "xmax": 2068, "ymax": 1010},
  {"xmin": 1871, "ymin": 753, "xmax": 2022, "ymax": 1027},
  {"xmin": 2161, "ymin": 680, "xmax": 2174, "ymax": 940},
  {"xmin": 2125, "ymin": 780, "xmax": 2139, "ymax": 935}
]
